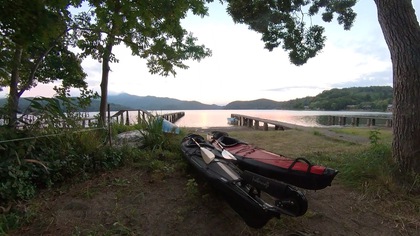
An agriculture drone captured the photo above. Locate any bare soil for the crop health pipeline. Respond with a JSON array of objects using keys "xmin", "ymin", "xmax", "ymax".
[{"xmin": 8, "ymin": 127, "xmax": 419, "ymax": 236}]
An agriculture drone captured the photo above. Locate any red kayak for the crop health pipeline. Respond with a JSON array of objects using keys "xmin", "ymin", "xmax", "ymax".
[{"xmin": 207, "ymin": 131, "xmax": 338, "ymax": 190}]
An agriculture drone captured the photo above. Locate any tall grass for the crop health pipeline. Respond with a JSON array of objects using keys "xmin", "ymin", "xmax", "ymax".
[{"xmin": 338, "ymin": 143, "xmax": 396, "ymax": 194}]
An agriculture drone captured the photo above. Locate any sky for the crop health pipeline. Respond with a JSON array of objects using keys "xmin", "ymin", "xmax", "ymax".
[{"xmin": 2, "ymin": 1, "xmax": 420, "ymax": 106}]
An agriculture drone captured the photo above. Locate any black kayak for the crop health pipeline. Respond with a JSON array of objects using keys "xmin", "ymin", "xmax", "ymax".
[{"xmin": 181, "ymin": 134, "xmax": 308, "ymax": 229}]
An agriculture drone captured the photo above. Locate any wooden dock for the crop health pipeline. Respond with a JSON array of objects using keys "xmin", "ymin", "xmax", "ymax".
[
  {"xmin": 326, "ymin": 115, "xmax": 392, "ymax": 127},
  {"xmin": 110, "ymin": 109, "xmax": 184, "ymax": 126},
  {"xmin": 230, "ymin": 114, "xmax": 295, "ymax": 131},
  {"xmin": 230, "ymin": 113, "xmax": 393, "ymax": 131},
  {"xmin": 161, "ymin": 112, "xmax": 185, "ymax": 123},
  {"xmin": 50, "ymin": 109, "xmax": 184, "ymax": 127}
]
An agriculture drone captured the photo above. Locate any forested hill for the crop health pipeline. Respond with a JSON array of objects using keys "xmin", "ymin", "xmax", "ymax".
[
  {"xmin": 0, "ymin": 86, "xmax": 393, "ymax": 112},
  {"xmin": 225, "ymin": 86, "xmax": 393, "ymax": 111},
  {"xmin": 223, "ymin": 99, "xmax": 280, "ymax": 110},
  {"xmin": 0, "ymin": 93, "xmax": 222, "ymax": 112}
]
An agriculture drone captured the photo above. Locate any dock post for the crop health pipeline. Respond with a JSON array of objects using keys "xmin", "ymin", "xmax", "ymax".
[
  {"xmin": 328, "ymin": 116, "xmax": 336, "ymax": 125},
  {"xmin": 263, "ymin": 122, "xmax": 268, "ymax": 131},
  {"xmin": 126, "ymin": 111, "xmax": 129, "ymax": 125},
  {"xmin": 339, "ymin": 117, "xmax": 347, "ymax": 126},
  {"xmin": 254, "ymin": 120, "xmax": 259, "ymax": 130}
]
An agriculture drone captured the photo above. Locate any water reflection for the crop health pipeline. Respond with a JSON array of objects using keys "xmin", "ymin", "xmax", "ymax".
[{"xmin": 164, "ymin": 110, "xmax": 392, "ymax": 128}]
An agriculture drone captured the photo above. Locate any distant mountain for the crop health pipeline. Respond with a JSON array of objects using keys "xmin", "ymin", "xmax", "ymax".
[
  {"xmin": 0, "ymin": 97, "xmax": 131, "ymax": 113},
  {"xmin": 224, "ymin": 99, "xmax": 282, "ymax": 109},
  {"xmin": 0, "ymin": 86, "xmax": 393, "ymax": 112},
  {"xmin": 0, "ymin": 94, "xmax": 221, "ymax": 112},
  {"xmin": 107, "ymin": 93, "xmax": 222, "ymax": 110}
]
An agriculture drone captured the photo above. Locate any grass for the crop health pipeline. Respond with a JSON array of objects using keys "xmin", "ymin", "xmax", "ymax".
[
  {"xmin": 3, "ymin": 125, "xmax": 420, "ymax": 235},
  {"xmin": 220, "ymin": 129, "xmax": 364, "ymax": 157},
  {"xmin": 193, "ymin": 127, "xmax": 417, "ymax": 194},
  {"xmin": 328, "ymin": 126, "xmax": 393, "ymax": 144}
]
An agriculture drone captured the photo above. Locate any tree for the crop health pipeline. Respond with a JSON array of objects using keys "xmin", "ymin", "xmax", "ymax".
[
  {"xmin": 225, "ymin": 0, "xmax": 419, "ymax": 175},
  {"xmin": 75, "ymin": 0, "xmax": 212, "ymax": 124},
  {"xmin": 374, "ymin": 0, "xmax": 420, "ymax": 175},
  {"xmin": 0, "ymin": 0, "xmax": 88, "ymax": 127}
]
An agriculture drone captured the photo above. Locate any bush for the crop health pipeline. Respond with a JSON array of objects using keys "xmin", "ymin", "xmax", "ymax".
[{"xmin": 138, "ymin": 116, "xmax": 168, "ymax": 150}]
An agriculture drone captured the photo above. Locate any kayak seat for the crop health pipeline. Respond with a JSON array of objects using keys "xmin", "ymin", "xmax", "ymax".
[{"xmin": 218, "ymin": 136, "xmax": 245, "ymax": 147}]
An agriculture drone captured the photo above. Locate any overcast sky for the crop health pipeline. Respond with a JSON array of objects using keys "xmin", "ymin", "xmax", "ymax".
[{"xmin": 2, "ymin": 1, "xmax": 420, "ymax": 105}]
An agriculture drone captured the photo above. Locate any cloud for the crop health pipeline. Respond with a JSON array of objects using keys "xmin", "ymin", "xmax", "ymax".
[
  {"xmin": 3, "ymin": 1, "xmax": 417, "ymax": 106},
  {"xmin": 332, "ymin": 70, "xmax": 392, "ymax": 88}
]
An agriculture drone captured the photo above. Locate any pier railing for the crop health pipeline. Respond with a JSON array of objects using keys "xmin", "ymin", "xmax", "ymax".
[
  {"xmin": 109, "ymin": 109, "xmax": 185, "ymax": 126},
  {"xmin": 1, "ymin": 108, "xmax": 184, "ymax": 129}
]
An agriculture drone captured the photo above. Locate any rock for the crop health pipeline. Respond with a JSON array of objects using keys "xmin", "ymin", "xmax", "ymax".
[{"xmin": 115, "ymin": 130, "xmax": 146, "ymax": 147}]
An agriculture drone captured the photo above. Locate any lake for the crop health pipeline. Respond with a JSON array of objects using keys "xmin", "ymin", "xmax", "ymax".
[
  {"xmin": 0, "ymin": 109, "xmax": 391, "ymax": 128},
  {"xmin": 144, "ymin": 110, "xmax": 392, "ymax": 128}
]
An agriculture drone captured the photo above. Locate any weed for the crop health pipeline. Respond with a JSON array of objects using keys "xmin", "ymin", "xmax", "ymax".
[
  {"xmin": 313, "ymin": 130, "xmax": 321, "ymax": 136},
  {"xmin": 138, "ymin": 116, "xmax": 167, "ymax": 150},
  {"xmin": 369, "ymin": 129, "xmax": 381, "ymax": 145},
  {"xmin": 186, "ymin": 178, "xmax": 199, "ymax": 198},
  {"xmin": 112, "ymin": 178, "xmax": 131, "ymax": 187}
]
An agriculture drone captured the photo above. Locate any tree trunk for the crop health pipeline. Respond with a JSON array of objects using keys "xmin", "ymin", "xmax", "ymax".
[
  {"xmin": 8, "ymin": 47, "xmax": 23, "ymax": 128},
  {"xmin": 374, "ymin": 0, "xmax": 420, "ymax": 174},
  {"xmin": 99, "ymin": 40, "xmax": 114, "ymax": 126}
]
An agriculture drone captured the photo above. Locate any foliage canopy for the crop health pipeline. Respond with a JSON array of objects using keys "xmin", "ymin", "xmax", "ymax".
[{"xmin": 225, "ymin": 0, "xmax": 357, "ymax": 65}]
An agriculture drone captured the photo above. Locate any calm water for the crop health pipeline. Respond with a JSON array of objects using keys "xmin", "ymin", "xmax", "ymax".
[
  {"xmin": 1, "ymin": 110, "xmax": 391, "ymax": 128},
  {"xmin": 144, "ymin": 110, "xmax": 392, "ymax": 128}
]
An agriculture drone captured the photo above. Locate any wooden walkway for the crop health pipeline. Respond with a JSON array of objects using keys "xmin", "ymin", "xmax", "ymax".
[
  {"xmin": 230, "ymin": 113, "xmax": 393, "ymax": 131},
  {"xmin": 73, "ymin": 109, "xmax": 184, "ymax": 127},
  {"xmin": 230, "ymin": 114, "xmax": 295, "ymax": 131},
  {"xmin": 327, "ymin": 115, "xmax": 392, "ymax": 127},
  {"xmin": 110, "ymin": 109, "xmax": 184, "ymax": 126}
]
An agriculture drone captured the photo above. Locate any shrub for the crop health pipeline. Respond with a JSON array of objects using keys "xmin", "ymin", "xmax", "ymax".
[{"xmin": 138, "ymin": 116, "xmax": 168, "ymax": 150}]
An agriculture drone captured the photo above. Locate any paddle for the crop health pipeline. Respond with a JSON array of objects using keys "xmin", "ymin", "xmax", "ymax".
[
  {"xmin": 191, "ymin": 138, "xmax": 215, "ymax": 164},
  {"xmin": 214, "ymin": 140, "xmax": 237, "ymax": 160}
]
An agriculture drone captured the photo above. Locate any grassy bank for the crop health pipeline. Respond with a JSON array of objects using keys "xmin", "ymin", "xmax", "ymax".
[{"xmin": 1, "ymin": 125, "xmax": 419, "ymax": 235}]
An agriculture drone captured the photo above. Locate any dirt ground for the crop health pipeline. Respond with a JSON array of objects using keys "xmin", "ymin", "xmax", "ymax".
[{"xmin": 8, "ymin": 127, "xmax": 419, "ymax": 236}]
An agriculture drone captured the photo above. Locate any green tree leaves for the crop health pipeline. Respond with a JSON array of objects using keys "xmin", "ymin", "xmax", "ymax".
[
  {"xmin": 0, "ymin": 0, "xmax": 87, "ymax": 126},
  {"xmin": 226, "ymin": 0, "xmax": 357, "ymax": 65},
  {"xmin": 74, "ymin": 0, "xmax": 213, "ymax": 122}
]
